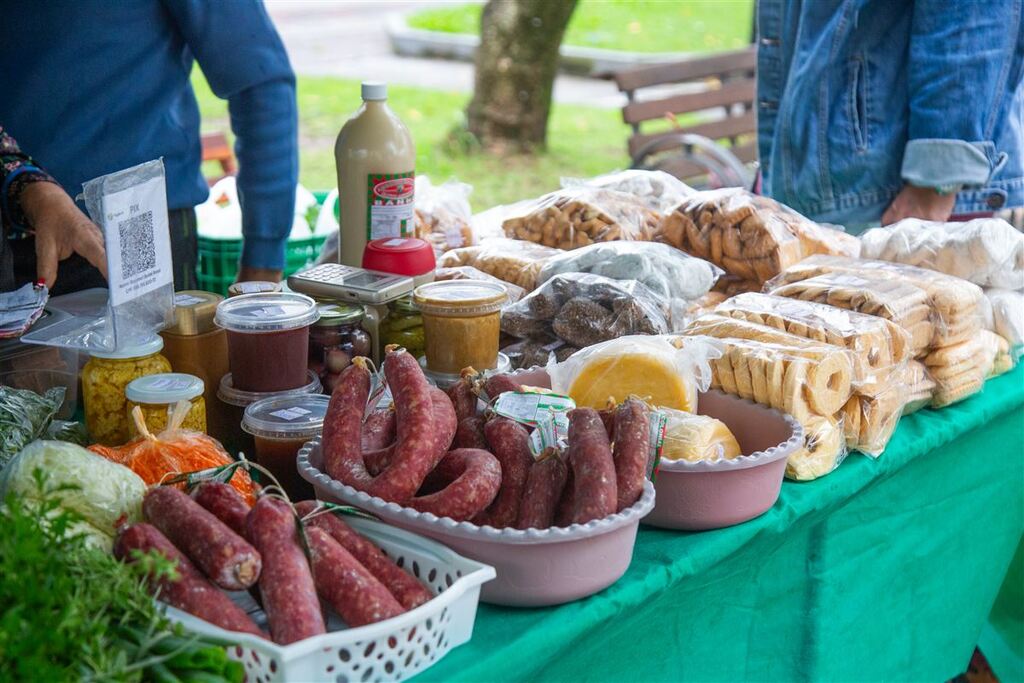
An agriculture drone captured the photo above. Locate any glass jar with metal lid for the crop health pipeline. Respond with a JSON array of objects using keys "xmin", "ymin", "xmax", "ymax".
[
  {"xmin": 380, "ymin": 295, "xmax": 425, "ymax": 360},
  {"xmin": 309, "ymin": 302, "xmax": 372, "ymax": 392},
  {"xmin": 125, "ymin": 372, "xmax": 206, "ymax": 437},
  {"xmin": 82, "ymin": 336, "xmax": 172, "ymax": 446}
]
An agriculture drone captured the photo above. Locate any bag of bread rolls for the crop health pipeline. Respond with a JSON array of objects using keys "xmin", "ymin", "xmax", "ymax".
[
  {"xmin": 413, "ymin": 176, "xmax": 474, "ymax": 256},
  {"xmin": 437, "ymin": 238, "xmax": 563, "ymax": 291},
  {"xmin": 785, "ymin": 416, "xmax": 848, "ymax": 481},
  {"xmin": 561, "ymin": 169, "xmax": 696, "ymax": 215}
]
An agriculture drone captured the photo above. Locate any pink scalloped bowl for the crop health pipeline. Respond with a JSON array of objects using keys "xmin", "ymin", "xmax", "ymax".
[
  {"xmin": 298, "ymin": 440, "xmax": 655, "ymax": 607},
  {"xmin": 644, "ymin": 390, "xmax": 804, "ymax": 531}
]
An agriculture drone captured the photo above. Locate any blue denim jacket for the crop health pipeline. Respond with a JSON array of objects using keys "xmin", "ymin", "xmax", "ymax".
[{"xmin": 757, "ymin": 0, "xmax": 1024, "ymax": 229}]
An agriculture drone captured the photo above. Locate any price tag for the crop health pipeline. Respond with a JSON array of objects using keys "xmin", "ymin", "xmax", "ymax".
[
  {"xmin": 246, "ymin": 305, "xmax": 287, "ymax": 318},
  {"xmin": 148, "ymin": 377, "xmax": 193, "ymax": 392},
  {"xmin": 174, "ymin": 293, "xmax": 205, "ymax": 307},
  {"xmin": 269, "ymin": 407, "xmax": 313, "ymax": 421}
]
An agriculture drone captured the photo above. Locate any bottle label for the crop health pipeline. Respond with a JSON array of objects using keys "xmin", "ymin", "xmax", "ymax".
[{"xmin": 367, "ymin": 172, "xmax": 415, "ymax": 240}]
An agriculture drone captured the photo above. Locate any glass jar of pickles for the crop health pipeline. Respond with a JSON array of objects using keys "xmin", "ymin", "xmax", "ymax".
[
  {"xmin": 309, "ymin": 302, "xmax": 372, "ymax": 393},
  {"xmin": 82, "ymin": 337, "xmax": 172, "ymax": 446},
  {"xmin": 125, "ymin": 373, "xmax": 207, "ymax": 437},
  {"xmin": 380, "ymin": 295, "xmax": 425, "ymax": 358}
]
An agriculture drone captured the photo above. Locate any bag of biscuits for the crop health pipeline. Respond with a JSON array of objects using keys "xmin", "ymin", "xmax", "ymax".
[
  {"xmin": 434, "ymin": 265, "xmax": 526, "ymax": 303},
  {"xmin": 437, "ymin": 238, "xmax": 563, "ymax": 291},
  {"xmin": 985, "ymin": 288, "xmax": 1024, "ymax": 359},
  {"xmin": 561, "ymin": 169, "xmax": 696, "ymax": 215},
  {"xmin": 413, "ymin": 176, "xmax": 474, "ymax": 255},
  {"xmin": 786, "ymin": 416, "xmax": 848, "ymax": 481},
  {"xmin": 655, "ymin": 188, "xmax": 860, "ymax": 284},
  {"xmin": 501, "ymin": 186, "xmax": 661, "ymax": 250},
  {"xmin": 901, "ymin": 361, "xmax": 936, "ymax": 415},
  {"xmin": 859, "ymin": 217, "xmax": 1024, "ymax": 290}
]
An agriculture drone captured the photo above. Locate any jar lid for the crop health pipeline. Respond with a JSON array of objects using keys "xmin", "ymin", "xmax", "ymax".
[
  {"xmin": 228, "ymin": 281, "xmax": 282, "ymax": 297},
  {"xmin": 418, "ymin": 353, "xmax": 511, "ymax": 389},
  {"xmin": 215, "ymin": 293, "xmax": 319, "ymax": 333},
  {"xmin": 90, "ymin": 335, "xmax": 165, "ymax": 360},
  {"xmin": 390, "ymin": 294, "xmax": 419, "ymax": 313},
  {"xmin": 217, "ymin": 370, "xmax": 323, "ymax": 407},
  {"xmin": 166, "ymin": 290, "xmax": 223, "ymax": 336},
  {"xmin": 314, "ymin": 302, "xmax": 365, "ymax": 327},
  {"xmin": 242, "ymin": 394, "xmax": 330, "ymax": 439},
  {"xmin": 413, "ymin": 280, "xmax": 507, "ymax": 317},
  {"xmin": 126, "ymin": 372, "xmax": 204, "ymax": 404}
]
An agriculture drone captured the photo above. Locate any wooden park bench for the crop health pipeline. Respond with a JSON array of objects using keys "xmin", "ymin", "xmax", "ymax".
[{"xmin": 614, "ymin": 46, "xmax": 758, "ymax": 187}]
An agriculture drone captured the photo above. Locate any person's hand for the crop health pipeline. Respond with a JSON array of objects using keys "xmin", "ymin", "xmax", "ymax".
[
  {"xmin": 19, "ymin": 181, "xmax": 107, "ymax": 288},
  {"xmin": 881, "ymin": 185, "xmax": 957, "ymax": 226},
  {"xmin": 236, "ymin": 266, "xmax": 283, "ymax": 284}
]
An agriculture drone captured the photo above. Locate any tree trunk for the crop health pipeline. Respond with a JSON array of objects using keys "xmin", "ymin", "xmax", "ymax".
[{"xmin": 466, "ymin": 0, "xmax": 578, "ymax": 152}]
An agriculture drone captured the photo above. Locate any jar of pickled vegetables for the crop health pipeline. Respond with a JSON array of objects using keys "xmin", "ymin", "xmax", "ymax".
[
  {"xmin": 125, "ymin": 373, "xmax": 207, "ymax": 437},
  {"xmin": 309, "ymin": 302, "xmax": 372, "ymax": 393},
  {"xmin": 82, "ymin": 337, "xmax": 172, "ymax": 446},
  {"xmin": 380, "ymin": 295, "xmax": 425, "ymax": 358}
]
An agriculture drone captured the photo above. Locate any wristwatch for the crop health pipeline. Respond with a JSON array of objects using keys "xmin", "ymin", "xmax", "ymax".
[{"xmin": 934, "ymin": 183, "xmax": 962, "ymax": 196}]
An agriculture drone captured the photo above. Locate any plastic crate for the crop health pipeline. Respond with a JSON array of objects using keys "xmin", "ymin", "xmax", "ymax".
[{"xmin": 196, "ymin": 190, "xmax": 332, "ymax": 296}]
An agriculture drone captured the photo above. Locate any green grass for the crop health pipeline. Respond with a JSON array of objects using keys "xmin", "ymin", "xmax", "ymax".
[
  {"xmin": 193, "ymin": 71, "xmax": 630, "ymax": 211},
  {"xmin": 408, "ymin": 0, "xmax": 755, "ymax": 54}
]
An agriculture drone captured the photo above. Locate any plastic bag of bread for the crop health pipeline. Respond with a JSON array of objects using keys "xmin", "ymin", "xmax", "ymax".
[
  {"xmin": 714, "ymin": 292, "xmax": 913, "ymax": 388},
  {"xmin": 678, "ymin": 332, "xmax": 854, "ymax": 422},
  {"xmin": 712, "ymin": 274, "xmax": 762, "ymax": 296},
  {"xmin": 561, "ymin": 169, "xmax": 696, "ymax": 215},
  {"xmin": 901, "ymin": 361, "xmax": 936, "ymax": 415},
  {"xmin": 549, "ymin": 335, "xmax": 718, "ymax": 412},
  {"xmin": 502, "ymin": 337, "xmax": 578, "ymax": 370},
  {"xmin": 859, "ymin": 217, "xmax": 1024, "ymax": 290},
  {"xmin": 839, "ymin": 385, "xmax": 905, "ymax": 456},
  {"xmin": 768, "ymin": 270, "xmax": 935, "ymax": 358},
  {"xmin": 437, "ymin": 238, "xmax": 563, "ymax": 291},
  {"xmin": 501, "ymin": 273, "xmax": 670, "ymax": 346},
  {"xmin": 658, "ymin": 408, "xmax": 741, "ymax": 462},
  {"xmin": 536, "ymin": 241, "xmax": 721, "ymax": 303},
  {"xmin": 924, "ymin": 337, "xmax": 988, "ymax": 408},
  {"xmin": 785, "ymin": 416, "xmax": 847, "ymax": 481},
  {"xmin": 435, "ymin": 265, "xmax": 526, "ymax": 303},
  {"xmin": 985, "ymin": 288, "xmax": 1024, "ymax": 358},
  {"xmin": 682, "ymin": 291, "xmax": 729, "ymax": 322},
  {"xmin": 414, "ymin": 176, "xmax": 474, "ymax": 255},
  {"xmin": 655, "ymin": 188, "xmax": 860, "ymax": 284},
  {"xmin": 767, "ymin": 254, "xmax": 985, "ymax": 349},
  {"xmin": 501, "ymin": 186, "xmax": 661, "ymax": 250}
]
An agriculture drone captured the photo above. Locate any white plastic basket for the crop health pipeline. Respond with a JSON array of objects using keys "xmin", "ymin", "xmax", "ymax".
[{"xmin": 163, "ymin": 516, "xmax": 495, "ymax": 683}]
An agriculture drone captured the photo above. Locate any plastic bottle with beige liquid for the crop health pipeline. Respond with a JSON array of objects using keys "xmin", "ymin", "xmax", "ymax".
[{"xmin": 335, "ymin": 81, "xmax": 416, "ymax": 266}]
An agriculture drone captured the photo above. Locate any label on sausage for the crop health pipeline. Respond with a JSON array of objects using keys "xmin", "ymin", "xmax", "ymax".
[
  {"xmin": 648, "ymin": 410, "xmax": 668, "ymax": 482},
  {"xmin": 528, "ymin": 412, "xmax": 564, "ymax": 457},
  {"xmin": 494, "ymin": 391, "xmax": 574, "ymax": 427}
]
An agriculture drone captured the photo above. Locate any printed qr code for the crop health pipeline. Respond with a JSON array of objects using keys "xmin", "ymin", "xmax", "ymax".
[{"xmin": 117, "ymin": 211, "xmax": 156, "ymax": 278}]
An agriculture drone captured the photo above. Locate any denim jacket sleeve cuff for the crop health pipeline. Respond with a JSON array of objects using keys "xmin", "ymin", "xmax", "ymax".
[
  {"xmin": 241, "ymin": 235, "xmax": 288, "ymax": 271},
  {"xmin": 901, "ymin": 139, "xmax": 996, "ymax": 189}
]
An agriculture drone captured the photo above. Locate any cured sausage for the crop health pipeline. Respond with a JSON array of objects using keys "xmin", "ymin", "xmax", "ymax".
[
  {"xmin": 295, "ymin": 501, "xmax": 433, "ymax": 610},
  {"xmin": 114, "ymin": 523, "xmax": 265, "ymax": 638},
  {"xmin": 473, "ymin": 418, "xmax": 533, "ymax": 528},
  {"xmin": 407, "ymin": 449, "xmax": 502, "ymax": 521},
  {"xmin": 364, "ymin": 388, "xmax": 456, "ymax": 477},
  {"xmin": 445, "ymin": 372, "xmax": 479, "ymax": 422},
  {"xmin": 452, "ymin": 416, "xmax": 488, "ymax": 450},
  {"xmin": 143, "ymin": 486, "xmax": 261, "ymax": 590},
  {"xmin": 191, "ymin": 481, "xmax": 251, "ymax": 538},
  {"xmin": 247, "ymin": 497, "xmax": 325, "ymax": 644},
  {"xmin": 482, "ymin": 373, "xmax": 522, "ymax": 401},
  {"xmin": 361, "ymin": 408, "xmax": 396, "ymax": 453},
  {"xmin": 324, "ymin": 351, "xmax": 444, "ymax": 502},
  {"xmin": 515, "ymin": 449, "xmax": 568, "ymax": 530},
  {"xmin": 612, "ymin": 398, "xmax": 650, "ymax": 512},
  {"xmin": 306, "ymin": 527, "xmax": 405, "ymax": 626},
  {"xmin": 567, "ymin": 408, "xmax": 617, "ymax": 524}
]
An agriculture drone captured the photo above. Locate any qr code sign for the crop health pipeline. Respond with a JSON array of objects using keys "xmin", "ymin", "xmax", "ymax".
[{"xmin": 117, "ymin": 211, "xmax": 157, "ymax": 278}]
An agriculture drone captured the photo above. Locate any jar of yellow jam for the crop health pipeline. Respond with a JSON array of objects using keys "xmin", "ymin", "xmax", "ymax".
[
  {"xmin": 125, "ymin": 373, "xmax": 207, "ymax": 437},
  {"xmin": 414, "ymin": 280, "xmax": 507, "ymax": 374},
  {"xmin": 82, "ymin": 337, "xmax": 172, "ymax": 446}
]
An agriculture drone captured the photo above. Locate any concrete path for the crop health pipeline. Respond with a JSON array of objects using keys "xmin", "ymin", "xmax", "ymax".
[{"xmin": 265, "ymin": 0, "xmax": 627, "ymax": 108}]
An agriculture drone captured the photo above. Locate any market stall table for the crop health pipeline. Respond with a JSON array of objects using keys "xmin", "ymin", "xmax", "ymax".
[{"xmin": 415, "ymin": 365, "xmax": 1024, "ymax": 683}]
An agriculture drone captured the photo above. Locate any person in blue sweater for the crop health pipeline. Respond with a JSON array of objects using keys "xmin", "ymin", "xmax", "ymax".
[{"xmin": 0, "ymin": 0, "xmax": 298, "ymax": 294}]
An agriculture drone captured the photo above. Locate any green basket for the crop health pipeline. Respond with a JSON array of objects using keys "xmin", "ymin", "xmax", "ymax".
[{"xmin": 196, "ymin": 190, "xmax": 333, "ymax": 296}]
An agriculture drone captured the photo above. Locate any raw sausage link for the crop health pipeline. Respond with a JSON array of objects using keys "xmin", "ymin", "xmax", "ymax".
[
  {"xmin": 364, "ymin": 388, "xmax": 456, "ymax": 477},
  {"xmin": 612, "ymin": 398, "xmax": 650, "ymax": 512},
  {"xmin": 115, "ymin": 523, "xmax": 265, "ymax": 638},
  {"xmin": 473, "ymin": 418, "xmax": 533, "ymax": 528},
  {"xmin": 515, "ymin": 449, "xmax": 569, "ymax": 530},
  {"xmin": 568, "ymin": 408, "xmax": 617, "ymax": 524},
  {"xmin": 295, "ymin": 501, "xmax": 433, "ymax": 610},
  {"xmin": 306, "ymin": 527, "xmax": 406, "ymax": 626},
  {"xmin": 191, "ymin": 481, "xmax": 251, "ymax": 538},
  {"xmin": 247, "ymin": 497, "xmax": 325, "ymax": 644},
  {"xmin": 407, "ymin": 448, "xmax": 502, "ymax": 521},
  {"xmin": 553, "ymin": 467, "xmax": 575, "ymax": 528},
  {"xmin": 362, "ymin": 408, "xmax": 396, "ymax": 453},
  {"xmin": 482, "ymin": 373, "xmax": 522, "ymax": 401},
  {"xmin": 323, "ymin": 360, "xmax": 374, "ymax": 485},
  {"xmin": 445, "ymin": 374, "xmax": 479, "ymax": 422},
  {"xmin": 143, "ymin": 486, "xmax": 261, "ymax": 590},
  {"xmin": 453, "ymin": 416, "xmax": 488, "ymax": 450}
]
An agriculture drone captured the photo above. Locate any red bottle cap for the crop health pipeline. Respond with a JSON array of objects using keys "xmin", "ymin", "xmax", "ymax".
[{"xmin": 362, "ymin": 237, "xmax": 436, "ymax": 277}]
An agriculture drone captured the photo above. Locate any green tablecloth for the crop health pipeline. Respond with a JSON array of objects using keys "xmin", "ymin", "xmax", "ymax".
[{"xmin": 418, "ymin": 366, "xmax": 1024, "ymax": 683}]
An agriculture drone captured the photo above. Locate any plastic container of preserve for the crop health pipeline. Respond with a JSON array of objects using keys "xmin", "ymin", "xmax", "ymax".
[
  {"xmin": 298, "ymin": 438, "xmax": 655, "ymax": 607},
  {"xmin": 216, "ymin": 370, "xmax": 322, "ymax": 459},
  {"xmin": 242, "ymin": 394, "xmax": 330, "ymax": 501},
  {"xmin": 413, "ymin": 280, "xmax": 507, "ymax": 375},
  {"xmin": 126, "ymin": 372, "xmax": 207, "ymax": 437},
  {"xmin": 215, "ymin": 293, "xmax": 320, "ymax": 393}
]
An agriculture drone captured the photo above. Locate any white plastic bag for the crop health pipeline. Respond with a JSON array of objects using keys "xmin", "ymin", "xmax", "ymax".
[
  {"xmin": 414, "ymin": 176, "xmax": 474, "ymax": 255},
  {"xmin": 561, "ymin": 169, "xmax": 696, "ymax": 215}
]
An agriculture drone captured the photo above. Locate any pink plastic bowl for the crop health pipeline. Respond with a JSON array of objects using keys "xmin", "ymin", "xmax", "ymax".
[
  {"xmin": 297, "ymin": 440, "xmax": 655, "ymax": 607},
  {"xmin": 644, "ymin": 390, "xmax": 804, "ymax": 531}
]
